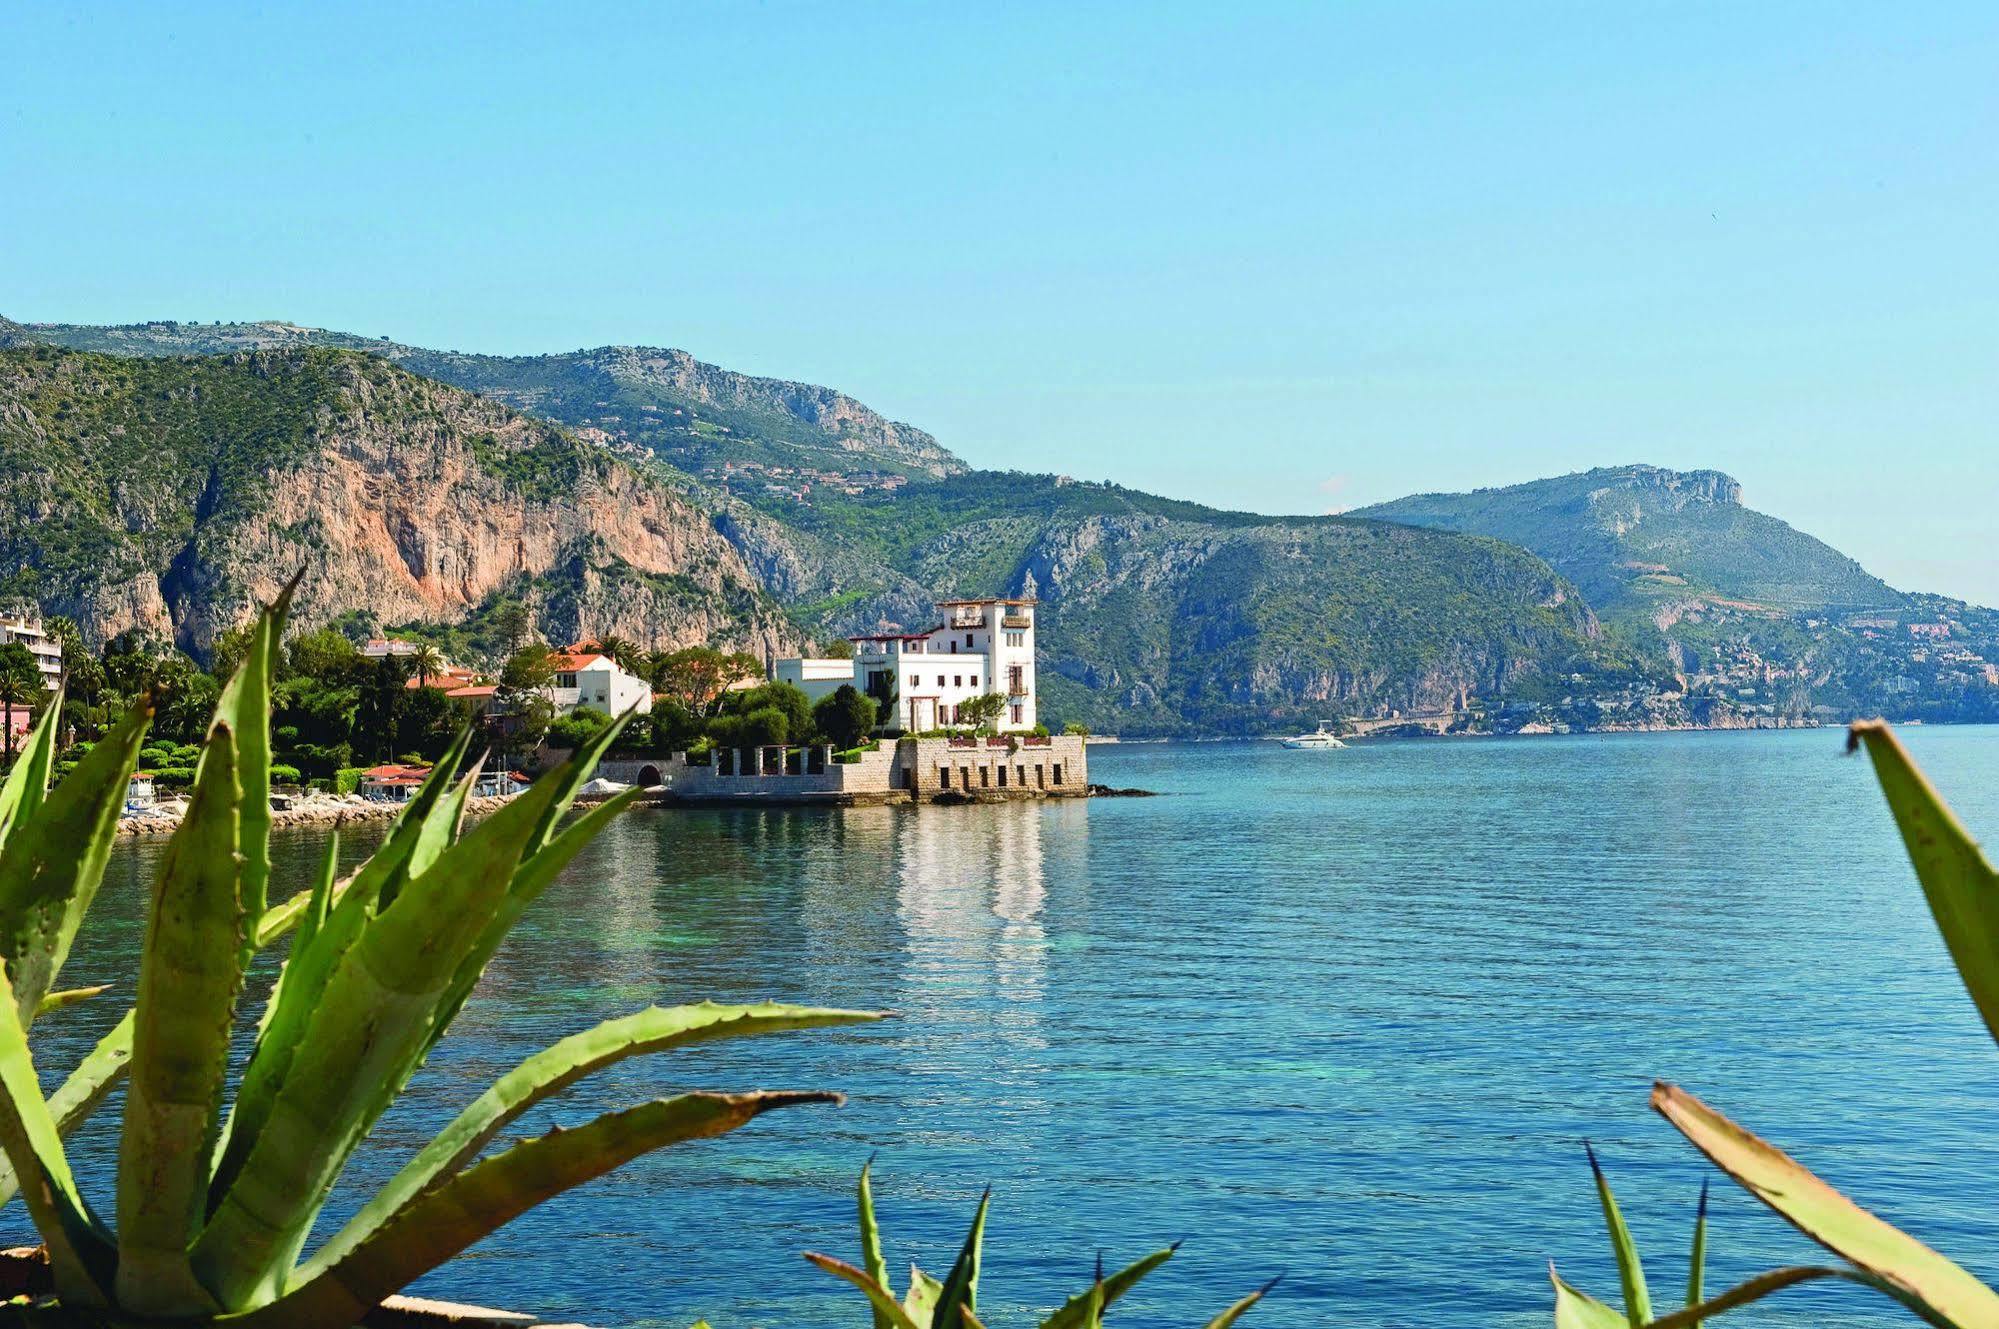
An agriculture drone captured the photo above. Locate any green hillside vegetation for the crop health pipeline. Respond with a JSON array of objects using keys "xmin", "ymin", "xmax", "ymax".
[
  {"xmin": 17, "ymin": 319, "xmax": 962, "ymax": 479},
  {"xmin": 1357, "ymin": 464, "xmax": 1902, "ymax": 615},
  {"xmin": 0, "ymin": 345, "xmax": 352, "ymax": 608},
  {"xmin": 13, "ymin": 318, "xmax": 1997, "ymax": 734}
]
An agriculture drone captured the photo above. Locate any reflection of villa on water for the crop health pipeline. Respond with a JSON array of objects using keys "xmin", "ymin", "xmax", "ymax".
[{"xmin": 895, "ymin": 804, "xmax": 1060, "ymax": 1034}]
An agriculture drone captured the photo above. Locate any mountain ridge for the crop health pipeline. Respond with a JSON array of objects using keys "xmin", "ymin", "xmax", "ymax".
[
  {"xmin": 15, "ymin": 318, "xmax": 965, "ymax": 481},
  {"xmin": 9, "ymin": 314, "xmax": 1995, "ymax": 734}
]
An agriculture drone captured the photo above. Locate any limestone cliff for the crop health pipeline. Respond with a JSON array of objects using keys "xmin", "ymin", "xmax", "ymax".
[{"xmin": 0, "ymin": 345, "xmax": 798, "ymax": 659}]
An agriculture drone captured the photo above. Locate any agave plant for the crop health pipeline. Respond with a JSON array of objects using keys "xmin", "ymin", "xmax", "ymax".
[
  {"xmin": 1551, "ymin": 720, "xmax": 1999, "ymax": 1327},
  {"xmin": 0, "ymin": 587, "xmax": 881, "ymax": 1325},
  {"xmin": 805, "ymin": 1158, "xmax": 1275, "ymax": 1328},
  {"xmin": 1550, "ymin": 1150, "xmax": 1707, "ymax": 1329}
]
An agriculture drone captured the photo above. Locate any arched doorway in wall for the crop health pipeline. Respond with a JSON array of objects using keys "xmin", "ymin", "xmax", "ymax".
[{"xmin": 637, "ymin": 765, "xmax": 663, "ymax": 788}]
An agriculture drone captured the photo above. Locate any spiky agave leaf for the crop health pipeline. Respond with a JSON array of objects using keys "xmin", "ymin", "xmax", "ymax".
[
  {"xmin": 1849, "ymin": 720, "xmax": 1999, "ymax": 1049},
  {"xmin": 250, "ymin": 725, "xmax": 475, "ymax": 948},
  {"xmin": 1199, "ymin": 1274, "xmax": 1278, "ymax": 1328},
  {"xmin": 300, "ymin": 1001, "xmax": 884, "ymax": 1283},
  {"xmin": 0, "ymin": 959, "xmax": 115, "ymax": 1307},
  {"xmin": 1641, "ymin": 1266, "xmax": 1883, "ymax": 1329},
  {"xmin": 0, "ymin": 1009, "xmax": 134, "ymax": 1208},
  {"xmin": 1653, "ymin": 1082, "xmax": 1999, "ymax": 1325},
  {"xmin": 1551, "ymin": 1267, "xmax": 1629, "ymax": 1329},
  {"xmin": 860, "ymin": 1154, "xmax": 896, "ymax": 1329},
  {"xmin": 191, "ymin": 766, "xmax": 585, "ymax": 1307},
  {"xmin": 1041, "ymin": 1244, "xmax": 1181, "ymax": 1329},
  {"xmin": 905, "ymin": 1264, "xmax": 944, "ymax": 1325},
  {"xmin": 933, "ymin": 1188, "xmax": 990, "ymax": 1329},
  {"xmin": 114, "ymin": 718, "xmax": 247, "ymax": 1314},
  {"xmin": 247, "ymin": 1090, "xmax": 843, "ymax": 1329},
  {"xmin": 35, "ymin": 985, "xmax": 110, "ymax": 1016},
  {"xmin": 1684, "ymin": 1180, "xmax": 1707, "ymax": 1326},
  {"xmin": 215, "ymin": 575, "xmax": 297, "ymax": 964},
  {"xmin": 1584, "ymin": 1143, "xmax": 1651, "ymax": 1327},
  {"xmin": 0, "ymin": 693, "xmax": 153, "ymax": 1026},
  {"xmin": 805, "ymin": 1252, "xmax": 925, "ymax": 1329}
]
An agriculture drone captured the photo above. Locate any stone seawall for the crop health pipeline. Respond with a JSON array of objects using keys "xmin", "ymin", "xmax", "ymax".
[{"xmin": 637, "ymin": 735, "xmax": 1089, "ymax": 805}]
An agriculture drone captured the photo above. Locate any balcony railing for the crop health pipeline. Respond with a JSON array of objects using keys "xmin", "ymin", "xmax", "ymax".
[
  {"xmin": 1001, "ymin": 615, "xmax": 1031, "ymax": 629},
  {"xmin": 948, "ymin": 614, "xmax": 986, "ymax": 629}
]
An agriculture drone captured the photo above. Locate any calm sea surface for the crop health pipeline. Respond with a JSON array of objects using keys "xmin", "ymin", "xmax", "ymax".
[{"xmin": 18, "ymin": 728, "xmax": 1999, "ymax": 1327}]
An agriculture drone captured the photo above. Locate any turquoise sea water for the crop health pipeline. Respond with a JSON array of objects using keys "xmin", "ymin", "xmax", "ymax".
[{"xmin": 18, "ymin": 728, "xmax": 1999, "ymax": 1327}]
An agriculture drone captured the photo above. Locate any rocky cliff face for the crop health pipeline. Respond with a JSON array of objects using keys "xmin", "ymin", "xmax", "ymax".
[{"xmin": 0, "ymin": 345, "xmax": 798, "ymax": 658}]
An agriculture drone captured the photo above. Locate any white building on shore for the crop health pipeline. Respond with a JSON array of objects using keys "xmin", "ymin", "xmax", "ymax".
[
  {"xmin": 0, "ymin": 615, "xmax": 64, "ymax": 692},
  {"xmin": 776, "ymin": 597, "xmax": 1039, "ymax": 733}
]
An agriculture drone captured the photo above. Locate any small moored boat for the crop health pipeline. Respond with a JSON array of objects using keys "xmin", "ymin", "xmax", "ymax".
[{"xmin": 1282, "ymin": 724, "xmax": 1346, "ymax": 749}]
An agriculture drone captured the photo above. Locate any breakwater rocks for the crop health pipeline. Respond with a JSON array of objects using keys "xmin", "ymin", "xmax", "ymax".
[{"xmin": 117, "ymin": 793, "xmax": 517, "ymax": 839}]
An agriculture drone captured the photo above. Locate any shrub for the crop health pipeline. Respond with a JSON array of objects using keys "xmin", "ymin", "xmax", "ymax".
[
  {"xmin": 545, "ymin": 705, "xmax": 612, "ymax": 751},
  {"xmin": 812, "ymin": 685, "xmax": 877, "ymax": 750},
  {"xmin": 738, "ymin": 705, "xmax": 789, "ymax": 747},
  {"xmin": 269, "ymin": 763, "xmax": 303, "ymax": 786},
  {"xmin": 334, "ymin": 766, "xmax": 366, "ymax": 795},
  {"xmin": 1063, "ymin": 721, "xmax": 1091, "ymax": 737},
  {"xmin": 152, "ymin": 766, "xmax": 197, "ymax": 789}
]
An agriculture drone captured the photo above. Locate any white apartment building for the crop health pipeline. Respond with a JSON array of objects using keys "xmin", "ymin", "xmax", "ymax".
[
  {"xmin": 545, "ymin": 649, "xmax": 653, "ymax": 716},
  {"xmin": 0, "ymin": 615, "xmax": 64, "ymax": 692},
  {"xmin": 776, "ymin": 597, "xmax": 1039, "ymax": 732}
]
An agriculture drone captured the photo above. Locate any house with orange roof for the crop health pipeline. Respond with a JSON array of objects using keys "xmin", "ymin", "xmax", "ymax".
[{"xmin": 545, "ymin": 650, "xmax": 652, "ymax": 717}]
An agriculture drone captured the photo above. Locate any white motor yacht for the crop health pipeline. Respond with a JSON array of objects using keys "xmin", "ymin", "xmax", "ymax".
[{"xmin": 1282, "ymin": 724, "xmax": 1346, "ymax": 749}]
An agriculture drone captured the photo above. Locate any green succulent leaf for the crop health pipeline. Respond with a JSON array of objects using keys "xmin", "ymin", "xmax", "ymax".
[
  {"xmin": 933, "ymin": 1188, "xmax": 989, "ymax": 1329},
  {"xmin": 115, "ymin": 720, "xmax": 247, "ymax": 1314},
  {"xmin": 1200, "ymin": 1275, "xmax": 1278, "ymax": 1329},
  {"xmin": 303, "ymin": 1001, "xmax": 883, "ymax": 1283},
  {"xmin": 252, "ymin": 725, "xmax": 474, "ymax": 949},
  {"xmin": 0, "ymin": 693, "xmax": 153, "ymax": 1025},
  {"xmin": 1685, "ymin": 1180, "xmax": 1707, "ymax": 1325},
  {"xmin": 860, "ymin": 1155, "xmax": 895, "ymax": 1327},
  {"xmin": 1041, "ymin": 1244, "xmax": 1179, "ymax": 1329},
  {"xmin": 0, "ymin": 692, "xmax": 62, "ymax": 850},
  {"xmin": 1849, "ymin": 720, "xmax": 1999, "ymax": 1049},
  {"xmin": 209, "ymin": 832, "xmax": 347, "ymax": 1213},
  {"xmin": 194, "ymin": 769, "xmax": 588, "ymax": 1308},
  {"xmin": 1653, "ymin": 1081, "xmax": 1999, "ymax": 1326},
  {"xmin": 255, "ymin": 1090, "xmax": 842, "ymax": 1329},
  {"xmin": 0, "ymin": 960, "xmax": 116, "ymax": 1307},
  {"xmin": 1642, "ymin": 1266, "xmax": 1886, "ymax": 1329},
  {"xmin": 1584, "ymin": 1144, "xmax": 1650, "ymax": 1326},
  {"xmin": 1551, "ymin": 1268, "xmax": 1629, "ymax": 1329},
  {"xmin": 36, "ymin": 985, "xmax": 110, "ymax": 1016},
  {"xmin": 0, "ymin": 1008, "xmax": 135, "ymax": 1208},
  {"xmin": 213, "ymin": 580, "xmax": 295, "ymax": 956},
  {"xmin": 806, "ymin": 1252, "xmax": 925, "ymax": 1329},
  {"xmin": 905, "ymin": 1265, "xmax": 943, "ymax": 1326}
]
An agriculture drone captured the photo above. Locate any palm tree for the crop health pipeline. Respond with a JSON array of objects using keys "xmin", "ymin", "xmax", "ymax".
[
  {"xmin": 584, "ymin": 634, "xmax": 643, "ymax": 676},
  {"xmin": 0, "ymin": 641, "xmax": 45, "ymax": 762},
  {"xmin": 410, "ymin": 643, "xmax": 446, "ymax": 689}
]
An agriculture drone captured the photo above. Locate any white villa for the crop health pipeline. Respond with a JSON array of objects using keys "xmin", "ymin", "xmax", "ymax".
[
  {"xmin": 777, "ymin": 597, "xmax": 1039, "ymax": 732},
  {"xmin": 0, "ymin": 615, "xmax": 64, "ymax": 693},
  {"xmin": 545, "ymin": 648, "xmax": 653, "ymax": 716}
]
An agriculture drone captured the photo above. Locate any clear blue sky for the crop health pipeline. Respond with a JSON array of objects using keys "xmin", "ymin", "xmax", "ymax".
[{"xmin": 5, "ymin": 3, "xmax": 1995, "ymax": 601}]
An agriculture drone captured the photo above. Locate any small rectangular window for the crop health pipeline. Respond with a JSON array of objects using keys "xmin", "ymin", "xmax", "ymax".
[
  {"xmin": 966, "ymin": 632, "xmax": 974, "ymax": 647},
  {"xmin": 970, "ymin": 676, "xmax": 978, "ymax": 687},
  {"xmin": 953, "ymin": 675, "xmax": 962, "ymax": 688},
  {"xmin": 938, "ymin": 675, "xmax": 946, "ymax": 687}
]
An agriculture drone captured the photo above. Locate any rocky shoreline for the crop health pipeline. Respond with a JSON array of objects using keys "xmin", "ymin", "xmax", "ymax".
[{"xmin": 117, "ymin": 794, "xmax": 518, "ymax": 839}]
